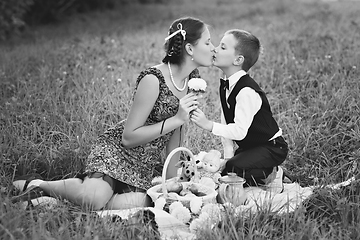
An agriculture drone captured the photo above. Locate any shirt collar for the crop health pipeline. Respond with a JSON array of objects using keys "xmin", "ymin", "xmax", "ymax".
[{"xmin": 226, "ymin": 70, "xmax": 247, "ymax": 88}]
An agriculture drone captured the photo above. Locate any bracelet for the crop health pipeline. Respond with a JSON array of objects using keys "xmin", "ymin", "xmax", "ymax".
[{"xmin": 160, "ymin": 119, "xmax": 166, "ymax": 134}]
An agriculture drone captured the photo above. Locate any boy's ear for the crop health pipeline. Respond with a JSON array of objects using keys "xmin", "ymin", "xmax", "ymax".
[
  {"xmin": 233, "ymin": 55, "xmax": 244, "ymax": 66},
  {"xmin": 185, "ymin": 43, "xmax": 193, "ymax": 57}
]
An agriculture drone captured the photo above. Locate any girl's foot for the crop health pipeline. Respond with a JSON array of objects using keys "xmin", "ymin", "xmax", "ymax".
[
  {"xmin": 11, "ymin": 185, "xmax": 46, "ymax": 203},
  {"xmin": 13, "ymin": 173, "xmax": 43, "ymax": 192},
  {"xmin": 12, "ymin": 173, "xmax": 46, "ymax": 204}
]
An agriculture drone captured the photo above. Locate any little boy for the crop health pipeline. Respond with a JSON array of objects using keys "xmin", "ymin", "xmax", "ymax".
[{"xmin": 191, "ymin": 29, "xmax": 288, "ymax": 193}]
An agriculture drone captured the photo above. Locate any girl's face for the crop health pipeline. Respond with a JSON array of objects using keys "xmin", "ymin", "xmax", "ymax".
[
  {"xmin": 213, "ymin": 33, "xmax": 238, "ymax": 69},
  {"xmin": 191, "ymin": 27, "xmax": 215, "ymax": 67}
]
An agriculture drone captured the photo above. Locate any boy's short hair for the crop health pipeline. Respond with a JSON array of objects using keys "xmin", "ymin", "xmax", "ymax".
[{"xmin": 225, "ymin": 29, "xmax": 260, "ymax": 71}]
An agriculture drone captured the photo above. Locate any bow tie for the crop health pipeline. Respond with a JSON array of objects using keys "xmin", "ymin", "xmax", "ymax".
[{"xmin": 220, "ymin": 78, "xmax": 229, "ymax": 90}]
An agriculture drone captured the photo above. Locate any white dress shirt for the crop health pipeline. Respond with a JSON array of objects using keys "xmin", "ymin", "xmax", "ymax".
[{"xmin": 211, "ymin": 70, "xmax": 282, "ymax": 159}]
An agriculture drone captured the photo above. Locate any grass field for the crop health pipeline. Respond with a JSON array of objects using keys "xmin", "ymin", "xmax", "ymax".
[{"xmin": 1, "ymin": 0, "xmax": 360, "ymax": 239}]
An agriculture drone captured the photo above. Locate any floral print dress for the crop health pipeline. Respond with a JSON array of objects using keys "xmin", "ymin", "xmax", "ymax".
[{"xmin": 85, "ymin": 67, "xmax": 200, "ymax": 190}]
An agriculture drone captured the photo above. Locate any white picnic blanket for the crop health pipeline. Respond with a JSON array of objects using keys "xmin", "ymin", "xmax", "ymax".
[
  {"xmin": 234, "ymin": 182, "xmax": 312, "ymax": 215},
  {"xmin": 241, "ymin": 177, "xmax": 356, "ymax": 214},
  {"xmin": 97, "ymin": 207, "xmax": 195, "ymax": 240},
  {"xmin": 95, "ymin": 177, "xmax": 356, "ymax": 239},
  {"xmin": 28, "ymin": 177, "xmax": 356, "ymax": 240},
  {"xmin": 95, "ymin": 183, "xmax": 310, "ymax": 240}
]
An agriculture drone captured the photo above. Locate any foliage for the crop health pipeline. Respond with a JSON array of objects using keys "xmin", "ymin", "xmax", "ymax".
[
  {"xmin": 0, "ymin": 0, "xmax": 120, "ymax": 40},
  {"xmin": 0, "ymin": 0, "xmax": 33, "ymax": 40},
  {"xmin": 23, "ymin": 0, "xmax": 118, "ymax": 25}
]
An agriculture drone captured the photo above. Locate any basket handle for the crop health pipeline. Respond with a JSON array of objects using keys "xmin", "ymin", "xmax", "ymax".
[{"xmin": 161, "ymin": 147, "xmax": 197, "ymax": 197}]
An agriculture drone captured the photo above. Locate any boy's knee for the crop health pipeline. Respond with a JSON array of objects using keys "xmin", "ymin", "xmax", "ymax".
[{"xmin": 222, "ymin": 160, "xmax": 235, "ymax": 172}]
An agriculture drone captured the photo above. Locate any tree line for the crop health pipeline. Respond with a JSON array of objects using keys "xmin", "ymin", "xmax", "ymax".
[{"xmin": 0, "ymin": 0, "xmax": 166, "ymax": 41}]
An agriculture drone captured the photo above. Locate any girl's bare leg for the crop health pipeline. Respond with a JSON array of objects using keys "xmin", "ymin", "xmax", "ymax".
[
  {"xmin": 38, "ymin": 177, "xmax": 113, "ymax": 210},
  {"xmin": 14, "ymin": 177, "xmax": 153, "ymax": 210},
  {"xmin": 105, "ymin": 192, "xmax": 152, "ymax": 210}
]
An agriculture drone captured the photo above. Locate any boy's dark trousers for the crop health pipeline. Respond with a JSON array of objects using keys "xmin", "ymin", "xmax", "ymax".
[{"xmin": 221, "ymin": 136, "xmax": 288, "ymax": 186}]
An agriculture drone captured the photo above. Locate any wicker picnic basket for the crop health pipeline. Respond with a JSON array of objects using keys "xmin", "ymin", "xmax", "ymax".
[{"xmin": 147, "ymin": 147, "xmax": 218, "ymax": 209}]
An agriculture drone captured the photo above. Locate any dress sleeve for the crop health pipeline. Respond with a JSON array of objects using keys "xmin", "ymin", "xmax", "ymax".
[{"xmin": 132, "ymin": 68, "xmax": 162, "ymax": 101}]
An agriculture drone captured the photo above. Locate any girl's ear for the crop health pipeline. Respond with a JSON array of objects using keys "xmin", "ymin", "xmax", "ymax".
[
  {"xmin": 185, "ymin": 43, "xmax": 193, "ymax": 57},
  {"xmin": 233, "ymin": 55, "xmax": 244, "ymax": 66}
]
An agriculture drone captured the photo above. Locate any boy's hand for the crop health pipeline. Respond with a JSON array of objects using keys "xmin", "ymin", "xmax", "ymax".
[
  {"xmin": 176, "ymin": 93, "xmax": 199, "ymax": 123},
  {"xmin": 190, "ymin": 108, "xmax": 213, "ymax": 131}
]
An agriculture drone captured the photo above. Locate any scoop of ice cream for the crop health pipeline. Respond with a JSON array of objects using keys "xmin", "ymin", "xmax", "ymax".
[{"xmin": 188, "ymin": 78, "xmax": 207, "ymax": 93}]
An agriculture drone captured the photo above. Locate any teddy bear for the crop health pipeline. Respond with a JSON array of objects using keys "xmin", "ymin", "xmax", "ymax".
[{"xmin": 195, "ymin": 150, "xmax": 224, "ymax": 189}]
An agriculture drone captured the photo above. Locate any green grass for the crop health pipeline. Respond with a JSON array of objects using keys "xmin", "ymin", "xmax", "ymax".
[{"xmin": 1, "ymin": 0, "xmax": 360, "ymax": 239}]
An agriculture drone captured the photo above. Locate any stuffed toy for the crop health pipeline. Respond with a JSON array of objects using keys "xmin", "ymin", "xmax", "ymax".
[
  {"xmin": 196, "ymin": 150, "xmax": 224, "ymax": 188},
  {"xmin": 194, "ymin": 151, "xmax": 207, "ymax": 167},
  {"xmin": 175, "ymin": 156, "xmax": 196, "ymax": 182}
]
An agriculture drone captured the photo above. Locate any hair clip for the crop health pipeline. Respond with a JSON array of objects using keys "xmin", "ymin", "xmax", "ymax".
[{"xmin": 165, "ymin": 23, "xmax": 186, "ymax": 42}]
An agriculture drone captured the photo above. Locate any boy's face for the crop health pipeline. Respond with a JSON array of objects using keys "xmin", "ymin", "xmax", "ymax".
[{"xmin": 213, "ymin": 33, "xmax": 239, "ymax": 69}]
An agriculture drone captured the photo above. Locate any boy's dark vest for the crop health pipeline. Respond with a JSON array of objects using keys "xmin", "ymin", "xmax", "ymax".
[{"xmin": 220, "ymin": 74, "xmax": 279, "ymax": 150}]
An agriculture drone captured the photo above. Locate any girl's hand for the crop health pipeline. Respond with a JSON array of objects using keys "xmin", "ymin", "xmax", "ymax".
[
  {"xmin": 190, "ymin": 108, "xmax": 213, "ymax": 131},
  {"xmin": 176, "ymin": 92, "xmax": 199, "ymax": 122}
]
